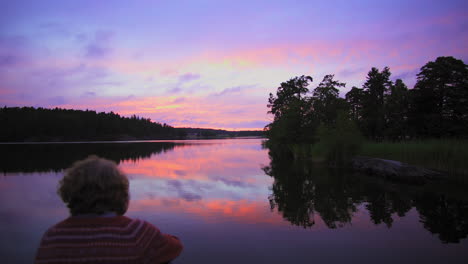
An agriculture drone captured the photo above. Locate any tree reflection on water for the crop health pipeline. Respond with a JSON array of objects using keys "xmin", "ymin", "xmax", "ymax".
[
  {"xmin": 0, "ymin": 142, "xmax": 182, "ymax": 173},
  {"xmin": 263, "ymin": 145, "xmax": 468, "ymax": 243}
]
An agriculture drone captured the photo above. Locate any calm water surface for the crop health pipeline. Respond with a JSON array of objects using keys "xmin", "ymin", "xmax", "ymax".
[{"xmin": 0, "ymin": 138, "xmax": 467, "ymax": 263}]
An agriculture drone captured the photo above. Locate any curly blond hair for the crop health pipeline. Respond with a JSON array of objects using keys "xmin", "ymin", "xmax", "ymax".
[{"xmin": 58, "ymin": 155, "xmax": 129, "ymax": 216}]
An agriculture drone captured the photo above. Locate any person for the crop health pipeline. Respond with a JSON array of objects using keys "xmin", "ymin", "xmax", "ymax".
[{"xmin": 35, "ymin": 155, "xmax": 183, "ymax": 264}]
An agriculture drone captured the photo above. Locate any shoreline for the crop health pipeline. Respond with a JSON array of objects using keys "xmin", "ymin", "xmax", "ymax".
[{"xmin": 0, "ymin": 136, "xmax": 266, "ymax": 144}]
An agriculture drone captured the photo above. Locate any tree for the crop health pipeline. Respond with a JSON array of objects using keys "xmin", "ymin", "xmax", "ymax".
[
  {"xmin": 409, "ymin": 56, "xmax": 468, "ymax": 138},
  {"xmin": 267, "ymin": 75, "xmax": 312, "ymax": 120},
  {"xmin": 265, "ymin": 75, "xmax": 313, "ymax": 143},
  {"xmin": 345, "ymin": 86, "xmax": 365, "ymax": 123},
  {"xmin": 385, "ymin": 79, "xmax": 409, "ymax": 140},
  {"xmin": 361, "ymin": 67, "xmax": 393, "ymax": 140},
  {"xmin": 311, "ymin": 111, "xmax": 363, "ymax": 164},
  {"xmin": 310, "ymin": 74, "xmax": 347, "ymax": 125}
]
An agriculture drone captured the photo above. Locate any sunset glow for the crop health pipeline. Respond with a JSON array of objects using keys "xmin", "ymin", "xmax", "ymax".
[{"xmin": 1, "ymin": 0, "xmax": 467, "ymax": 129}]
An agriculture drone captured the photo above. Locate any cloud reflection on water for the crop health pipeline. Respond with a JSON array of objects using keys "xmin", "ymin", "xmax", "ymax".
[{"xmin": 118, "ymin": 139, "xmax": 282, "ymax": 224}]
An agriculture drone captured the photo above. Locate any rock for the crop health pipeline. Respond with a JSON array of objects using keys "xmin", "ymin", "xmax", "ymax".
[{"xmin": 351, "ymin": 156, "xmax": 446, "ymax": 184}]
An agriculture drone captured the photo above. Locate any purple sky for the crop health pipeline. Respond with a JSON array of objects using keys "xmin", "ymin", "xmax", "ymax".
[{"xmin": 1, "ymin": 0, "xmax": 467, "ymax": 129}]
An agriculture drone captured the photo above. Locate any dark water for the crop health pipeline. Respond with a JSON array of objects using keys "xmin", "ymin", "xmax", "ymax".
[{"xmin": 0, "ymin": 139, "xmax": 467, "ymax": 263}]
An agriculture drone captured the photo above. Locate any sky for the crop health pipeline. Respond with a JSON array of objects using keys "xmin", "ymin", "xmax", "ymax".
[{"xmin": 1, "ymin": 0, "xmax": 467, "ymax": 130}]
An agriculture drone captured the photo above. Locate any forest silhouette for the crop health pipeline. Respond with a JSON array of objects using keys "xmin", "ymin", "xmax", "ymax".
[
  {"xmin": 0, "ymin": 107, "xmax": 263, "ymax": 142},
  {"xmin": 0, "ymin": 108, "xmax": 182, "ymax": 142},
  {"xmin": 265, "ymin": 56, "xmax": 468, "ymax": 145}
]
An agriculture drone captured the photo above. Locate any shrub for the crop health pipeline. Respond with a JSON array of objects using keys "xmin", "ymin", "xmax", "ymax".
[{"xmin": 311, "ymin": 112, "xmax": 363, "ymax": 165}]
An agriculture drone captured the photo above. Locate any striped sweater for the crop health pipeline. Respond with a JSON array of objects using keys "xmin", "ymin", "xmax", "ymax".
[{"xmin": 35, "ymin": 216, "xmax": 183, "ymax": 264}]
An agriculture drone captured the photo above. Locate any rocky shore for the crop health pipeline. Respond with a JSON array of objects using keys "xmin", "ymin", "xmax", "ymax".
[{"xmin": 351, "ymin": 156, "xmax": 446, "ymax": 184}]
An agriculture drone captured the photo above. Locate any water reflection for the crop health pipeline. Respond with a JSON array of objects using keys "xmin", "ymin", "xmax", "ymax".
[
  {"xmin": 264, "ymin": 146, "xmax": 468, "ymax": 243},
  {"xmin": 1, "ymin": 139, "xmax": 467, "ymax": 263},
  {"xmin": 416, "ymin": 194, "xmax": 468, "ymax": 243},
  {"xmin": 0, "ymin": 142, "xmax": 181, "ymax": 173},
  {"xmin": 120, "ymin": 139, "xmax": 279, "ymax": 225}
]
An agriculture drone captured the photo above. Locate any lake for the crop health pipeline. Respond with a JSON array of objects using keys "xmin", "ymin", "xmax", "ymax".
[{"xmin": 0, "ymin": 138, "xmax": 467, "ymax": 263}]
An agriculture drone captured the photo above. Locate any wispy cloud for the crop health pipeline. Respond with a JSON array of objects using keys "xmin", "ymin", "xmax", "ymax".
[
  {"xmin": 167, "ymin": 179, "xmax": 203, "ymax": 202},
  {"xmin": 178, "ymin": 73, "xmax": 200, "ymax": 82},
  {"xmin": 210, "ymin": 85, "xmax": 255, "ymax": 97},
  {"xmin": 84, "ymin": 30, "xmax": 114, "ymax": 59},
  {"xmin": 0, "ymin": 35, "xmax": 31, "ymax": 69}
]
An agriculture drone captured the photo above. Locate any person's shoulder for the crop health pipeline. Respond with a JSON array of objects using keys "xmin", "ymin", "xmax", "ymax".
[
  {"xmin": 37, "ymin": 218, "xmax": 69, "ymax": 243},
  {"xmin": 45, "ymin": 215, "xmax": 134, "ymax": 232},
  {"xmin": 41, "ymin": 218, "xmax": 71, "ymax": 236},
  {"xmin": 119, "ymin": 216, "xmax": 161, "ymax": 234},
  {"xmin": 138, "ymin": 218, "xmax": 162, "ymax": 233}
]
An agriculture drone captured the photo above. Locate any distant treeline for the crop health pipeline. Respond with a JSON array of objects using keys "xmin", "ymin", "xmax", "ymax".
[
  {"xmin": 182, "ymin": 127, "xmax": 264, "ymax": 138},
  {"xmin": 266, "ymin": 56, "xmax": 468, "ymax": 145},
  {"xmin": 0, "ymin": 107, "xmax": 264, "ymax": 142},
  {"xmin": 0, "ymin": 107, "xmax": 184, "ymax": 142}
]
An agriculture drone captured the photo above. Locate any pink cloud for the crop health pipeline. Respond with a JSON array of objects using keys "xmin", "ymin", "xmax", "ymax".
[
  {"xmin": 54, "ymin": 92, "xmax": 269, "ymax": 130},
  {"xmin": 0, "ymin": 87, "xmax": 14, "ymax": 96},
  {"xmin": 2, "ymin": 9, "xmax": 466, "ymax": 130},
  {"xmin": 129, "ymin": 198, "xmax": 287, "ymax": 225},
  {"xmin": 178, "ymin": 72, "xmax": 200, "ymax": 82}
]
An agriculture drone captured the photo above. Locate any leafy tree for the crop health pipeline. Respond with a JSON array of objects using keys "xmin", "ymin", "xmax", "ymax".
[
  {"xmin": 385, "ymin": 79, "xmax": 409, "ymax": 140},
  {"xmin": 266, "ymin": 74, "xmax": 350, "ymax": 145},
  {"xmin": 311, "ymin": 111, "xmax": 363, "ymax": 164},
  {"xmin": 409, "ymin": 56, "xmax": 468, "ymax": 138},
  {"xmin": 265, "ymin": 56, "xmax": 467, "ymax": 144},
  {"xmin": 345, "ymin": 86, "xmax": 365, "ymax": 124},
  {"xmin": 361, "ymin": 67, "xmax": 393, "ymax": 140},
  {"xmin": 266, "ymin": 75, "xmax": 313, "ymax": 143},
  {"xmin": 310, "ymin": 74, "xmax": 347, "ymax": 125},
  {"xmin": 267, "ymin": 75, "xmax": 312, "ymax": 120}
]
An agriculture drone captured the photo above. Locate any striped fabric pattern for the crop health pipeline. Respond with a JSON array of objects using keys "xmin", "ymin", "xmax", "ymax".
[{"xmin": 35, "ymin": 216, "xmax": 182, "ymax": 264}]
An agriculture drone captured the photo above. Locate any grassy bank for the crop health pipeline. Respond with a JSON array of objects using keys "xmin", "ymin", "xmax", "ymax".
[{"xmin": 358, "ymin": 139, "xmax": 468, "ymax": 178}]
